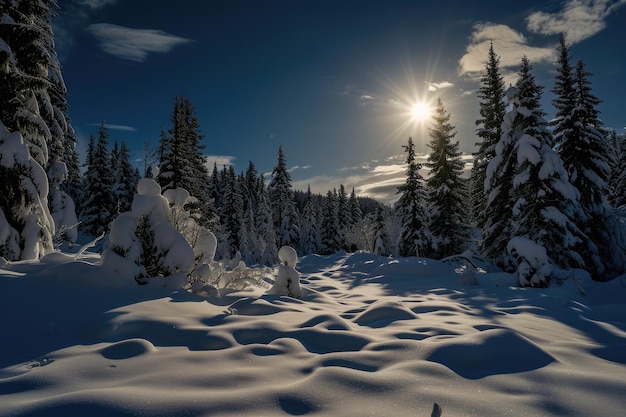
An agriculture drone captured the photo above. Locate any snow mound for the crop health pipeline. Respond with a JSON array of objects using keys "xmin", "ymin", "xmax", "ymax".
[
  {"xmin": 354, "ymin": 300, "xmax": 418, "ymax": 328},
  {"xmin": 425, "ymin": 328, "xmax": 555, "ymax": 379}
]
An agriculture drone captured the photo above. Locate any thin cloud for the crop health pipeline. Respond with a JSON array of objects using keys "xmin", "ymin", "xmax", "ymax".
[
  {"xmin": 88, "ymin": 123, "xmax": 136, "ymax": 132},
  {"xmin": 427, "ymin": 81, "xmax": 454, "ymax": 92},
  {"xmin": 87, "ymin": 23, "xmax": 194, "ymax": 62},
  {"xmin": 526, "ymin": 0, "xmax": 626, "ymax": 44},
  {"xmin": 459, "ymin": 23, "xmax": 554, "ymax": 83}
]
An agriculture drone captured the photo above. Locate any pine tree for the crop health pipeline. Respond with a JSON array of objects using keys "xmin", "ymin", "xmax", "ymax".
[
  {"xmin": 396, "ymin": 137, "xmax": 432, "ymax": 257},
  {"xmin": 470, "ymin": 43, "xmax": 506, "ymax": 228},
  {"xmin": 337, "ymin": 184, "xmax": 350, "ymax": 249},
  {"xmin": 300, "ymin": 186, "xmax": 321, "ymax": 255},
  {"xmin": 268, "ymin": 145, "xmax": 299, "ymax": 248},
  {"xmin": 256, "ymin": 181, "xmax": 278, "ymax": 265},
  {"xmin": 426, "ymin": 99, "xmax": 469, "ymax": 259},
  {"xmin": 551, "ymin": 34, "xmax": 577, "ymax": 149},
  {"xmin": 0, "ymin": 0, "xmax": 77, "ymax": 259},
  {"xmin": 157, "ymin": 96, "xmax": 213, "ymax": 225},
  {"xmin": 482, "ymin": 84, "xmax": 522, "ymax": 268},
  {"xmin": 222, "ymin": 165, "xmax": 244, "ymax": 257},
  {"xmin": 507, "ymin": 57, "xmax": 585, "ymax": 286},
  {"xmin": 112, "ymin": 141, "xmax": 140, "ymax": 214},
  {"xmin": 372, "ymin": 207, "xmax": 390, "ymax": 256},
  {"xmin": 320, "ymin": 190, "xmax": 340, "ymax": 255},
  {"xmin": 567, "ymin": 60, "xmax": 625, "ymax": 278},
  {"xmin": 610, "ymin": 132, "xmax": 626, "ymax": 210},
  {"xmin": 81, "ymin": 124, "xmax": 115, "ymax": 237}
]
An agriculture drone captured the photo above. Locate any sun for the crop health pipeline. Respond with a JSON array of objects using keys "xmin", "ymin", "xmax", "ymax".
[{"xmin": 411, "ymin": 102, "xmax": 432, "ymax": 122}]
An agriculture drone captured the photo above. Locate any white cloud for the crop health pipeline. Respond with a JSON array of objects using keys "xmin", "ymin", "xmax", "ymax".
[
  {"xmin": 87, "ymin": 23, "xmax": 194, "ymax": 62},
  {"xmin": 427, "ymin": 81, "xmax": 454, "ymax": 92},
  {"xmin": 526, "ymin": 0, "xmax": 626, "ymax": 44},
  {"xmin": 458, "ymin": 23, "xmax": 554, "ymax": 83},
  {"xmin": 205, "ymin": 155, "xmax": 236, "ymax": 169}
]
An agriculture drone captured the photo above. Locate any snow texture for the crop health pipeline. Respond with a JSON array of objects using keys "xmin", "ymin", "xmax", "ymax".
[{"xmin": 1, "ymin": 251, "xmax": 625, "ymax": 416}]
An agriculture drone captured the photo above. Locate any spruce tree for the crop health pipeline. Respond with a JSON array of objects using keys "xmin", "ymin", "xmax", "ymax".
[
  {"xmin": 0, "ymin": 0, "xmax": 77, "ymax": 258},
  {"xmin": 300, "ymin": 186, "xmax": 321, "ymax": 255},
  {"xmin": 81, "ymin": 124, "xmax": 114, "ymax": 237},
  {"xmin": 157, "ymin": 96, "xmax": 213, "ymax": 225},
  {"xmin": 470, "ymin": 43, "xmax": 506, "ymax": 228},
  {"xmin": 507, "ymin": 57, "xmax": 585, "ymax": 286},
  {"xmin": 320, "ymin": 190, "xmax": 340, "ymax": 255},
  {"xmin": 426, "ymin": 99, "xmax": 469, "ymax": 259},
  {"xmin": 396, "ymin": 137, "xmax": 432, "ymax": 257},
  {"xmin": 112, "ymin": 141, "xmax": 140, "ymax": 214},
  {"xmin": 372, "ymin": 207, "xmax": 390, "ymax": 256},
  {"xmin": 268, "ymin": 145, "xmax": 299, "ymax": 248},
  {"xmin": 256, "ymin": 181, "xmax": 278, "ymax": 265},
  {"xmin": 222, "ymin": 166, "xmax": 243, "ymax": 257}
]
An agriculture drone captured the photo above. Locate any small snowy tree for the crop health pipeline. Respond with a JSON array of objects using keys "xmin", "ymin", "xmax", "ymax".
[
  {"xmin": 268, "ymin": 245, "xmax": 303, "ymax": 298},
  {"xmin": 268, "ymin": 145, "xmax": 300, "ymax": 248},
  {"xmin": 396, "ymin": 137, "xmax": 432, "ymax": 257}
]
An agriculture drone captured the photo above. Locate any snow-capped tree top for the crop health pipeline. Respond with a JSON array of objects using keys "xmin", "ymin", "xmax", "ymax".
[{"xmin": 278, "ymin": 245, "xmax": 298, "ymax": 268}]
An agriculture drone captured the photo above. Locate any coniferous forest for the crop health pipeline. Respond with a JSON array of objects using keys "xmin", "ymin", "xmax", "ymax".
[{"xmin": 1, "ymin": 2, "xmax": 625, "ymax": 288}]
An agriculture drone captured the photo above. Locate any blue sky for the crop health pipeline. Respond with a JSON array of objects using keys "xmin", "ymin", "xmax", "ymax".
[{"xmin": 53, "ymin": 0, "xmax": 626, "ymax": 203}]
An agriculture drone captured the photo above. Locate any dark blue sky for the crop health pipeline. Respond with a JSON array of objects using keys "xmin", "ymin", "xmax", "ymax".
[{"xmin": 53, "ymin": 0, "xmax": 626, "ymax": 203}]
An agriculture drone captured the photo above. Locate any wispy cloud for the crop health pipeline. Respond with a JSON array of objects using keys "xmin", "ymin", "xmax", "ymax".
[
  {"xmin": 86, "ymin": 23, "xmax": 194, "ymax": 62},
  {"xmin": 427, "ymin": 81, "xmax": 454, "ymax": 92},
  {"xmin": 88, "ymin": 123, "xmax": 136, "ymax": 132},
  {"xmin": 292, "ymin": 153, "xmax": 473, "ymax": 205},
  {"xmin": 287, "ymin": 165, "xmax": 312, "ymax": 173},
  {"xmin": 526, "ymin": 0, "xmax": 626, "ymax": 44},
  {"xmin": 458, "ymin": 23, "xmax": 554, "ymax": 84}
]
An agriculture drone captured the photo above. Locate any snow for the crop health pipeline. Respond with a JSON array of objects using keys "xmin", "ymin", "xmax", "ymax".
[{"xmin": 2, "ymin": 250, "xmax": 625, "ymax": 416}]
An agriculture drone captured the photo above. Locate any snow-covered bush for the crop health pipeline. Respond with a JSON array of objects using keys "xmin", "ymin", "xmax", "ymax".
[
  {"xmin": 102, "ymin": 178, "xmax": 196, "ymax": 286},
  {"xmin": 268, "ymin": 246, "xmax": 302, "ymax": 298},
  {"xmin": 507, "ymin": 237, "xmax": 552, "ymax": 287}
]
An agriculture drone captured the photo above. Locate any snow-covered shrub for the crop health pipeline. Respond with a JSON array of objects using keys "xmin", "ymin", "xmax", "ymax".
[
  {"xmin": 102, "ymin": 178, "xmax": 195, "ymax": 286},
  {"xmin": 507, "ymin": 237, "xmax": 552, "ymax": 287},
  {"xmin": 268, "ymin": 246, "xmax": 302, "ymax": 298}
]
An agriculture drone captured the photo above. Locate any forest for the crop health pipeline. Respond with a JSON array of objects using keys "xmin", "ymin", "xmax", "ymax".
[{"xmin": 1, "ymin": 1, "xmax": 625, "ymax": 288}]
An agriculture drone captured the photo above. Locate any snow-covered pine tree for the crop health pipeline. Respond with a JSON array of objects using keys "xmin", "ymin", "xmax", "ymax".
[
  {"xmin": 320, "ymin": 189, "xmax": 341, "ymax": 255},
  {"xmin": 551, "ymin": 34, "xmax": 577, "ymax": 150},
  {"xmin": 0, "ymin": 0, "xmax": 78, "ymax": 259},
  {"xmin": 349, "ymin": 187, "xmax": 363, "ymax": 226},
  {"xmin": 507, "ymin": 57, "xmax": 586, "ymax": 286},
  {"xmin": 396, "ymin": 137, "xmax": 432, "ymax": 257},
  {"xmin": 157, "ymin": 96, "xmax": 213, "ymax": 226},
  {"xmin": 426, "ymin": 99, "xmax": 469, "ymax": 259},
  {"xmin": 80, "ymin": 124, "xmax": 115, "ymax": 238},
  {"xmin": 300, "ymin": 186, "xmax": 321, "ymax": 255},
  {"xmin": 268, "ymin": 145, "xmax": 299, "ymax": 248},
  {"xmin": 482, "ymin": 84, "xmax": 522, "ymax": 269},
  {"xmin": 112, "ymin": 141, "xmax": 140, "ymax": 214},
  {"xmin": 372, "ymin": 206, "xmax": 390, "ymax": 256},
  {"xmin": 337, "ymin": 184, "xmax": 350, "ymax": 249},
  {"xmin": 566, "ymin": 59, "xmax": 625, "ymax": 279},
  {"xmin": 470, "ymin": 43, "xmax": 506, "ymax": 229},
  {"xmin": 256, "ymin": 180, "xmax": 278, "ymax": 265},
  {"xmin": 610, "ymin": 131, "xmax": 626, "ymax": 210},
  {"xmin": 222, "ymin": 165, "xmax": 243, "ymax": 257}
]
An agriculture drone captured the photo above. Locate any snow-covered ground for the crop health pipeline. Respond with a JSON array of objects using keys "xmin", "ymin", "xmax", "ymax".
[{"xmin": 1, "ymin": 251, "xmax": 625, "ymax": 416}]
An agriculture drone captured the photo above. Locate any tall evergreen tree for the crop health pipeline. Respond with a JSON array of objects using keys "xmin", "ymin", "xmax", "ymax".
[
  {"xmin": 81, "ymin": 124, "xmax": 114, "ymax": 237},
  {"xmin": 256, "ymin": 181, "xmax": 278, "ymax": 265},
  {"xmin": 426, "ymin": 99, "xmax": 469, "ymax": 259},
  {"xmin": 112, "ymin": 141, "xmax": 140, "ymax": 214},
  {"xmin": 372, "ymin": 207, "xmax": 390, "ymax": 256},
  {"xmin": 507, "ymin": 57, "xmax": 586, "ymax": 286},
  {"xmin": 268, "ymin": 145, "xmax": 299, "ymax": 248},
  {"xmin": 470, "ymin": 43, "xmax": 506, "ymax": 228},
  {"xmin": 0, "ymin": 0, "xmax": 78, "ymax": 258},
  {"xmin": 566, "ymin": 59, "xmax": 625, "ymax": 278},
  {"xmin": 551, "ymin": 34, "xmax": 577, "ymax": 149},
  {"xmin": 222, "ymin": 165, "xmax": 243, "ymax": 257},
  {"xmin": 157, "ymin": 96, "xmax": 213, "ymax": 225},
  {"xmin": 300, "ymin": 186, "xmax": 321, "ymax": 255},
  {"xmin": 396, "ymin": 137, "xmax": 432, "ymax": 257},
  {"xmin": 320, "ymin": 190, "xmax": 340, "ymax": 255}
]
